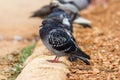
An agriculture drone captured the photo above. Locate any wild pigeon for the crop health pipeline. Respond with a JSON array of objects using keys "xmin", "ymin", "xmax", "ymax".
[
  {"xmin": 47, "ymin": 8, "xmax": 73, "ymax": 32},
  {"xmin": 62, "ymin": 0, "xmax": 91, "ymax": 10},
  {"xmin": 40, "ymin": 8, "xmax": 76, "ymax": 61},
  {"xmin": 40, "ymin": 17, "xmax": 90, "ymax": 65},
  {"xmin": 31, "ymin": 0, "xmax": 92, "ymax": 26}
]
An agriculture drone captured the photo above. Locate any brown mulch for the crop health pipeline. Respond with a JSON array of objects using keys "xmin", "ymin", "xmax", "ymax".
[{"xmin": 67, "ymin": 1, "xmax": 120, "ymax": 80}]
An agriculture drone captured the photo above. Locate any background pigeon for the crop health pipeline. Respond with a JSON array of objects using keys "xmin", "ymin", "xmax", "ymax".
[
  {"xmin": 53, "ymin": 0, "xmax": 91, "ymax": 11},
  {"xmin": 31, "ymin": 0, "xmax": 92, "ymax": 26}
]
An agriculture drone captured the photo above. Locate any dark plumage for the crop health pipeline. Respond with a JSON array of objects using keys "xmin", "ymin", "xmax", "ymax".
[
  {"xmin": 31, "ymin": 0, "xmax": 92, "ymax": 27},
  {"xmin": 40, "ymin": 17, "xmax": 90, "ymax": 65},
  {"xmin": 47, "ymin": 8, "xmax": 73, "ymax": 32}
]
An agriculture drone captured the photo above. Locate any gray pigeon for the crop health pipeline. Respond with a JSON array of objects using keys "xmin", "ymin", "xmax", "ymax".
[
  {"xmin": 31, "ymin": 0, "xmax": 92, "ymax": 26},
  {"xmin": 41, "ymin": 8, "xmax": 77, "ymax": 61},
  {"xmin": 40, "ymin": 14, "xmax": 90, "ymax": 65},
  {"xmin": 47, "ymin": 8, "xmax": 73, "ymax": 32},
  {"xmin": 56, "ymin": 0, "xmax": 91, "ymax": 10},
  {"xmin": 52, "ymin": 0, "xmax": 92, "ymax": 26}
]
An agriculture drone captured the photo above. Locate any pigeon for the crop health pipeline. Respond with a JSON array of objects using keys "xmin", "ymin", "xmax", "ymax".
[
  {"xmin": 31, "ymin": 0, "xmax": 78, "ymax": 21},
  {"xmin": 52, "ymin": 0, "xmax": 92, "ymax": 25},
  {"xmin": 40, "ymin": 8, "xmax": 76, "ymax": 61},
  {"xmin": 47, "ymin": 8, "xmax": 73, "ymax": 32},
  {"xmin": 31, "ymin": 0, "xmax": 92, "ymax": 26},
  {"xmin": 52, "ymin": 0, "xmax": 91, "ymax": 11},
  {"xmin": 40, "ymin": 17, "xmax": 90, "ymax": 65}
]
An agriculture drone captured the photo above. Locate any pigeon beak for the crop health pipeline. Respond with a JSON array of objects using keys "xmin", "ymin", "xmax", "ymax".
[{"xmin": 39, "ymin": 25, "xmax": 42, "ymax": 27}]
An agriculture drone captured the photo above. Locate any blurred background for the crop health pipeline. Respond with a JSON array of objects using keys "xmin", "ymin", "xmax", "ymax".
[{"xmin": 0, "ymin": 0, "xmax": 120, "ymax": 80}]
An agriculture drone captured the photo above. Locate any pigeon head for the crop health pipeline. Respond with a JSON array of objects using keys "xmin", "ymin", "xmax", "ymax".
[
  {"xmin": 42, "ymin": 18, "xmax": 61, "ymax": 28},
  {"xmin": 48, "ymin": 8, "xmax": 71, "ymax": 26}
]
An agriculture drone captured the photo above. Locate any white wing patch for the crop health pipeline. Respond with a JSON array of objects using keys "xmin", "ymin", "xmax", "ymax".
[
  {"xmin": 62, "ymin": 17, "xmax": 70, "ymax": 26},
  {"xmin": 74, "ymin": 17, "xmax": 91, "ymax": 24}
]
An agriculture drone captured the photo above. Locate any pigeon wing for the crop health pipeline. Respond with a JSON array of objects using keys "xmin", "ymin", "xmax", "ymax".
[{"xmin": 48, "ymin": 29, "xmax": 76, "ymax": 52}]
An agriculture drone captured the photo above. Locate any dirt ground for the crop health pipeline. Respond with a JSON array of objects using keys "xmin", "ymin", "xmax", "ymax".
[
  {"xmin": 0, "ymin": 0, "xmax": 120, "ymax": 80},
  {"xmin": 0, "ymin": 0, "xmax": 50, "ymax": 79},
  {"xmin": 67, "ymin": 0, "xmax": 120, "ymax": 80}
]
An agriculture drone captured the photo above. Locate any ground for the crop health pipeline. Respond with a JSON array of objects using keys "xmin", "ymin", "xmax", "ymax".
[
  {"xmin": 0, "ymin": 0, "xmax": 120, "ymax": 80},
  {"xmin": 67, "ymin": 0, "xmax": 120, "ymax": 80},
  {"xmin": 0, "ymin": 0, "xmax": 49, "ymax": 79}
]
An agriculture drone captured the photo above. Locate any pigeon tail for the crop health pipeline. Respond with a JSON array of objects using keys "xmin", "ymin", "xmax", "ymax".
[
  {"xmin": 74, "ymin": 17, "xmax": 91, "ymax": 25},
  {"xmin": 73, "ymin": 49, "xmax": 90, "ymax": 65}
]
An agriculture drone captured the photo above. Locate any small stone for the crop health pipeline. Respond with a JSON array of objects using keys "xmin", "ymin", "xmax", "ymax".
[
  {"xmin": 100, "ymin": 50, "xmax": 106, "ymax": 53},
  {"xmin": 116, "ymin": 11, "xmax": 120, "ymax": 16},
  {"xmin": 23, "ymin": 39, "xmax": 28, "ymax": 43},
  {"xmin": 0, "ymin": 35, "xmax": 3, "ymax": 41},
  {"xmin": 115, "ymin": 45, "xmax": 119, "ymax": 50},
  {"xmin": 14, "ymin": 35, "xmax": 23, "ymax": 42}
]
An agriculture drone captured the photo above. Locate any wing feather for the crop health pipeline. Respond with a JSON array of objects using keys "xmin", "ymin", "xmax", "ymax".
[{"xmin": 48, "ymin": 29, "xmax": 76, "ymax": 52}]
